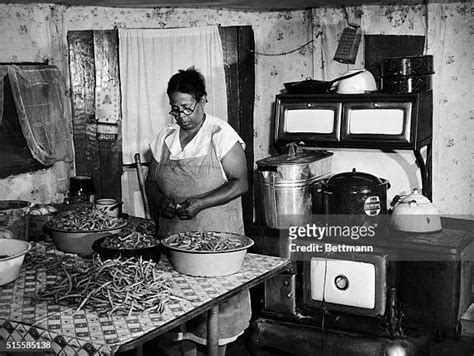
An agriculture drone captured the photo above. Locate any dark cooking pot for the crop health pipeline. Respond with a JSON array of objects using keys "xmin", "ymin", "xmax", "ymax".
[
  {"xmin": 381, "ymin": 55, "xmax": 434, "ymax": 94},
  {"xmin": 382, "ymin": 55, "xmax": 434, "ymax": 77},
  {"xmin": 381, "ymin": 74, "xmax": 432, "ymax": 94},
  {"xmin": 284, "ymin": 70, "xmax": 364, "ymax": 94},
  {"xmin": 322, "ymin": 168, "xmax": 390, "ymax": 216},
  {"xmin": 69, "ymin": 176, "xmax": 95, "ymax": 204}
]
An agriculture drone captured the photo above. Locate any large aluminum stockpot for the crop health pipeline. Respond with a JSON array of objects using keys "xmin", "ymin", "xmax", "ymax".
[{"xmin": 256, "ymin": 150, "xmax": 333, "ymax": 229}]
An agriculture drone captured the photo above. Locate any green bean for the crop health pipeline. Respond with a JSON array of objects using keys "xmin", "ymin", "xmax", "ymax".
[
  {"xmin": 101, "ymin": 228, "xmax": 158, "ymax": 249},
  {"xmin": 26, "ymin": 254, "xmax": 173, "ymax": 317},
  {"xmin": 48, "ymin": 206, "xmax": 125, "ymax": 232},
  {"xmin": 167, "ymin": 231, "xmax": 245, "ymax": 251}
]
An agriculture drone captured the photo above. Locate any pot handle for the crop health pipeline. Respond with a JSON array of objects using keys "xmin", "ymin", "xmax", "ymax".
[
  {"xmin": 390, "ymin": 195, "xmax": 401, "ymax": 207},
  {"xmin": 109, "ymin": 202, "xmax": 123, "ymax": 211},
  {"xmin": 380, "ymin": 178, "xmax": 391, "ymax": 190},
  {"xmin": 286, "ymin": 141, "xmax": 305, "ymax": 157},
  {"xmin": 313, "ymin": 179, "xmax": 332, "ymax": 194},
  {"xmin": 310, "ymin": 181, "xmax": 330, "ymax": 215},
  {"xmin": 329, "ymin": 70, "xmax": 365, "ymax": 85}
]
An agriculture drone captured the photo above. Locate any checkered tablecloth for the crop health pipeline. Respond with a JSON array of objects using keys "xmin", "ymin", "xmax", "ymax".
[{"xmin": 0, "ymin": 242, "xmax": 289, "ymax": 355}]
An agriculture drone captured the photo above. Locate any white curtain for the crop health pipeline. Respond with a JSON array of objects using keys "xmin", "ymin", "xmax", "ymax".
[
  {"xmin": 119, "ymin": 26, "xmax": 228, "ymax": 165},
  {"xmin": 118, "ymin": 26, "xmax": 227, "ymax": 217}
]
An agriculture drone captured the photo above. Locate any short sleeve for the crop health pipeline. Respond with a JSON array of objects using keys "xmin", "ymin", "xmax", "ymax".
[
  {"xmin": 211, "ymin": 120, "xmax": 246, "ymax": 160},
  {"xmin": 149, "ymin": 124, "xmax": 174, "ymax": 163}
]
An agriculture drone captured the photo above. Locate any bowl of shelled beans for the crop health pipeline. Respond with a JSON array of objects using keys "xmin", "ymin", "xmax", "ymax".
[
  {"xmin": 92, "ymin": 226, "xmax": 161, "ymax": 262},
  {"xmin": 44, "ymin": 205, "xmax": 127, "ymax": 254},
  {"xmin": 161, "ymin": 231, "xmax": 254, "ymax": 277}
]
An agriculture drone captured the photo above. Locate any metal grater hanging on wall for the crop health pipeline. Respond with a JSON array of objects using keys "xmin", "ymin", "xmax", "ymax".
[
  {"xmin": 334, "ymin": 25, "xmax": 361, "ymax": 64},
  {"xmin": 334, "ymin": 7, "xmax": 362, "ymax": 64}
]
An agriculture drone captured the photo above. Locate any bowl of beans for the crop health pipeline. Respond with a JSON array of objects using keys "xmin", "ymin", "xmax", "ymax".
[
  {"xmin": 44, "ymin": 205, "xmax": 127, "ymax": 254},
  {"xmin": 161, "ymin": 231, "xmax": 254, "ymax": 277},
  {"xmin": 92, "ymin": 226, "xmax": 161, "ymax": 262}
]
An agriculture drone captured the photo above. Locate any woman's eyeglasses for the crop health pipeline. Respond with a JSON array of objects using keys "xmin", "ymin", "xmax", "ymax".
[{"xmin": 169, "ymin": 101, "xmax": 198, "ymax": 117}]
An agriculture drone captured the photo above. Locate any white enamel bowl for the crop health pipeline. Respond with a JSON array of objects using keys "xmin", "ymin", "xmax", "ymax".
[
  {"xmin": 0, "ymin": 238, "xmax": 31, "ymax": 286},
  {"xmin": 44, "ymin": 221, "xmax": 127, "ymax": 254},
  {"xmin": 161, "ymin": 232, "xmax": 254, "ymax": 277}
]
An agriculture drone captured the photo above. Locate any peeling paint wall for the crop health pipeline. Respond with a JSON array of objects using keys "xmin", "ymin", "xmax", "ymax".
[
  {"xmin": 0, "ymin": 2, "xmax": 471, "ymax": 216},
  {"xmin": 0, "ymin": 162, "xmax": 70, "ymax": 204},
  {"xmin": 0, "ymin": 5, "xmax": 70, "ymax": 204},
  {"xmin": 0, "ymin": 5, "xmax": 63, "ymax": 66}
]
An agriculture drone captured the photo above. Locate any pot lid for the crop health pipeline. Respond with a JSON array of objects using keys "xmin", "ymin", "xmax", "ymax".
[
  {"xmin": 256, "ymin": 150, "xmax": 333, "ymax": 167},
  {"xmin": 399, "ymin": 188, "xmax": 432, "ymax": 204},
  {"xmin": 326, "ymin": 168, "xmax": 385, "ymax": 187}
]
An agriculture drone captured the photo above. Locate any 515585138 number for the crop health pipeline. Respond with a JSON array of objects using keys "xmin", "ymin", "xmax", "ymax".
[{"xmin": 0, "ymin": 340, "xmax": 52, "ymax": 352}]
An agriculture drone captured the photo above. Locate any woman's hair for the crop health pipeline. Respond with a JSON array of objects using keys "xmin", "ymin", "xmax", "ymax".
[{"xmin": 167, "ymin": 66, "xmax": 207, "ymax": 101}]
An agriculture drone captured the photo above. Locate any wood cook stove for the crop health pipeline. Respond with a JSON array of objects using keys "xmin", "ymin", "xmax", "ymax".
[
  {"xmin": 247, "ymin": 218, "xmax": 474, "ymax": 355},
  {"xmin": 245, "ymin": 92, "xmax": 474, "ymax": 355}
]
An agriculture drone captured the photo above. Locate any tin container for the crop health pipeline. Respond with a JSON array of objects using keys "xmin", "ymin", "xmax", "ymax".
[
  {"xmin": 0, "ymin": 200, "xmax": 31, "ymax": 241},
  {"xmin": 256, "ymin": 150, "xmax": 332, "ymax": 229},
  {"xmin": 95, "ymin": 199, "xmax": 122, "ymax": 218},
  {"xmin": 69, "ymin": 176, "xmax": 95, "ymax": 203}
]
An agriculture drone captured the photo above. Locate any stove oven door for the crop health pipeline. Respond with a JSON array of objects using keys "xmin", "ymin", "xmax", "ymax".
[{"xmin": 303, "ymin": 252, "xmax": 388, "ymax": 317}]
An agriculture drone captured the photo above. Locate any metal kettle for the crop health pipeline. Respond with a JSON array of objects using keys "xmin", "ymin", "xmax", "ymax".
[{"xmin": 390, "ymin": 188, "xmax": 442, "ymax": 233}]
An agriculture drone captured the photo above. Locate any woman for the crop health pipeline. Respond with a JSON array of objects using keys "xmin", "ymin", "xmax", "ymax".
[{"xmin": 145, "ymin": 67, "xmax": 250, "ymax": 355}]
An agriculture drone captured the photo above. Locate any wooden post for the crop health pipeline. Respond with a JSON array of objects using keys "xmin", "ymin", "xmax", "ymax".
[{"xmin": 207, "ymin": 305, "xmax": 219, "ymax": 356}]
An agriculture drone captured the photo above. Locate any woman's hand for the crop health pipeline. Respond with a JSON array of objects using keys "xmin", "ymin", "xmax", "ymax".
[
  {"xmin": 158, "ymin": 196, "xmax": 177, "ymax": 218},
  {"xmin": 176, "ymin": 198, "xmax": 204, "ymax": 220},
  {"xmin": 175, "ymin": 143, "xmax": 248, "ymax": 220}
]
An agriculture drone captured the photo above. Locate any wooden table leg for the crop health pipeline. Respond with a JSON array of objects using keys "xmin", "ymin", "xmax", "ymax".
[{"xmin": 207, "ymin": 305, "xmax": 219, "ymax": 356}]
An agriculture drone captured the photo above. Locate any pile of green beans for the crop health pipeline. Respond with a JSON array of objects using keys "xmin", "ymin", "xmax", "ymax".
[
  {"xmin": 49, "ymin": 206, "xmax": 125, "ymax": 232},
  {"xmin": 26, "ymin": 254, "xmax": 173, "ymax": 317},
  {"xmin": 101, "ymin": 228, "xmax": 158, "ymax": 249},
  {"xmin": 166, "ymin": 231, "xmax": 245, "ymax": 251}
]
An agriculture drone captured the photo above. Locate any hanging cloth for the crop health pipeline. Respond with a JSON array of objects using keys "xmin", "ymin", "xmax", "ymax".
[
  {"xmin": 1, "ymin": 64, "xmax": 74, "ymax": 166},
  {"xmin": 118, "ymin": 26, "xmax": 228, "ymax": 165}
]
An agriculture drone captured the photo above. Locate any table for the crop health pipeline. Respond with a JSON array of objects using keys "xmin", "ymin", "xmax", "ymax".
[{"xmin": 0, "ymin": 242, "xmax": 290, "ymax": 355}]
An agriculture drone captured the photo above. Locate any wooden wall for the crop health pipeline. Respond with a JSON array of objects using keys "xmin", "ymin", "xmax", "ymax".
[
  {"xmin": 68, "ymin": 30, "xmax": 122, "ymax": 201},
  {"xmin": 219, "ymin": 26, "xmax": 255, "ymax": 226}
]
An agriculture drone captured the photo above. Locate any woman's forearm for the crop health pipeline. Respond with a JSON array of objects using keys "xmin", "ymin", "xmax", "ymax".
[
  {"xmin": 197, "ymin": 177, "xmax": 248, "ymax": 210},
  {"xmin": 145, "ymin": 176, "xmax": 164, "ymax": 210}
]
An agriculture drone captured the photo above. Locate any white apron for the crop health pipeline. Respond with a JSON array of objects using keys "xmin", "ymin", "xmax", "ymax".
[{"xmin": 150, "ymin": 130, "xmax": 250, "ymax": 344}]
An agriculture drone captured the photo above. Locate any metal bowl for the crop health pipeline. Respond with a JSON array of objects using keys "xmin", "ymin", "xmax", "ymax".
[
  {"xmin": 161, "ymin": 232, "xmax": 254, "ymax": 277},
  {"xmin": 92, "ymin": 234, "xmax": 161, "ymax": 262},
  {"xmin": 44, "ymin": 221, "xmax": 127, "ymax": 254}
]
